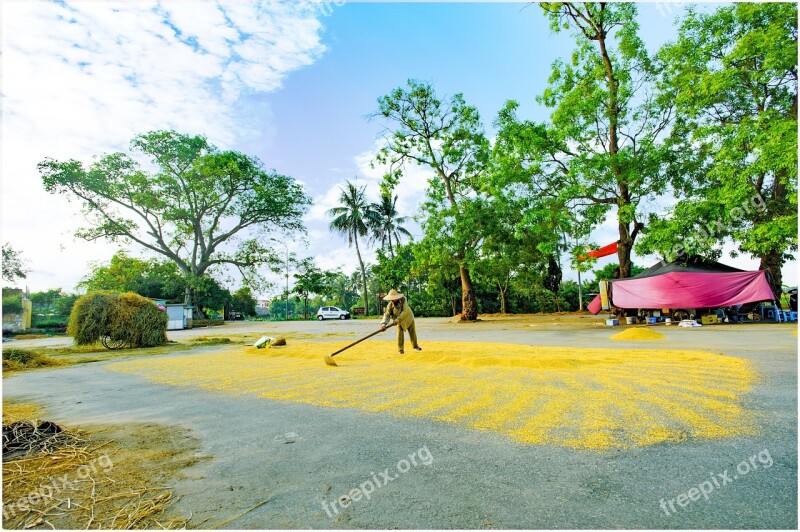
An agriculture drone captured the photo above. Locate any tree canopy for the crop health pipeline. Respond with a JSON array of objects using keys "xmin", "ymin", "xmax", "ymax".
[
  {"xmin": 2, "ymin": 244, "xmax": 29, "ymax": 285},
  {"xmin": 39, "ymin": 130, "xmax": 311, "ymax": 306},
  {"xmin": 496, "ymin": 3, "xmax": 671, "ymax": 281},
  {"xmin": 231, "ymin": 286, "xmax": 257, "ymax": 318},
  {"xmin": 367, "ymin": 192, "xmax": 412, "ymax": 259},
  {"xmin": 293, "ymin": 257, "xmax": 327, "ymax": 319},
  {"xmin": 78, "ymin": 250, "xmax": 231, "ymax": 316},
  {"xmin": 637, "ymin": 2, "xmax": 797, "ymax": 297},
  {"xmin": 374, "ymin": 80, "xmax": 490, "ymax": 320}
]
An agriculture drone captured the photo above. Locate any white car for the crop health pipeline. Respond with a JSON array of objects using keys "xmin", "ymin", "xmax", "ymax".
[{"xmin": 316, "ymin": 306, "xmax": 351, "ymax": 320}]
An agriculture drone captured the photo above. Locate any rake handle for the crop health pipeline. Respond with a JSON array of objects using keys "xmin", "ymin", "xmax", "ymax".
[{"xmin": 329, "ymin": 322, "xmax": 396, "ymax": 358}]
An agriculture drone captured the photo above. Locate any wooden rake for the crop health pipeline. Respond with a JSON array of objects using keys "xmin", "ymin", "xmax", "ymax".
[{"xmin": 324, "ymin": 323, "xmax": 396, "ymax": 367}]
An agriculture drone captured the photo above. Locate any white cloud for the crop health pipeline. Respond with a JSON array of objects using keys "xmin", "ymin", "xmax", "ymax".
[
  {"xmin": 1, "ymin": 0, "xmax": 327, "ymax": 292},
  {"xmin": 305, "ymin": 177, "xmax": 377, "ymax": 224},
  {"xmin": 296, "ymin": 141, "xmax": 433, "ymax": 282},
  {"xmin": 351, "ymin": 141, "xmax": 432, "ymax": 224}
]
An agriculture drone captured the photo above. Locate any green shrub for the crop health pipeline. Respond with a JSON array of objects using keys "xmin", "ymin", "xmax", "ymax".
[
  {"xmin": 68, "ymin": 291, "xmax": 167, "ymax": 348},
  {"xmin": 2, "ymin": 295, "xmax": 22, "ymax": 315},
  {"xmin": 191, "ymin": 319, "xmax": 224, "ymax": 328},
  {"xmin": 30, "ymin": 318, "xmax": 68, "ymax": 330}
]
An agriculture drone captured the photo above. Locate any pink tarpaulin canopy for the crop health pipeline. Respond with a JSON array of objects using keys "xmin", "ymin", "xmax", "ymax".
[
  {"xmin": 609, "ymin": 270, "xmax": 775, "ymax": 310},
  {"xmin": 587, "ymin": 294, "xmax": 602, "ymax": 314}
]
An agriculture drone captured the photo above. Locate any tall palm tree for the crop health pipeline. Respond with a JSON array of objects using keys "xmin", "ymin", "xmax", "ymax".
[
  {"xmin": 367, "ymin": 192, "xmax": 412, "ymax": 259},
  {"xmin": 328, "ymin": 180, "xmax": 371, "ymax": 314}
]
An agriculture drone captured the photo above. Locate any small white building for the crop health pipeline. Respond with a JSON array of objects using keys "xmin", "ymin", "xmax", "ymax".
[
  {"xmin": 256, "ymin": 298, "xmax": 271, "ymax": 316},
  {"xmin": 152, "ymin": 299, "xmax": 193, "ymax": 330},
  {"xmin": 165, "ymin": 304, "xmax": 193, "ymax": 330}
]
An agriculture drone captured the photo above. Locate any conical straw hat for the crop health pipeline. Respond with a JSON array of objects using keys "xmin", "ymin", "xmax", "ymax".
[{"xmin": 382, "ymin": 289, "xmax": 404, "ymax": 301}]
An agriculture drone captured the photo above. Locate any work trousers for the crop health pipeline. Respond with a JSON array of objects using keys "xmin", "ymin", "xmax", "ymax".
[{"xmin": 397, "ymin": 321, "xmax": 419, "ymax": 353}]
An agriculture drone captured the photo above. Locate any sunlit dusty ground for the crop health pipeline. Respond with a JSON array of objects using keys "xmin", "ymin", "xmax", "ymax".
[{"xmin": 109, "ymin": 340, "xmax": 757, "ymax": 451}]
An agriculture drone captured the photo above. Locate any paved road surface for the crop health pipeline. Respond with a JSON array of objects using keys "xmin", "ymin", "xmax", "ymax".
[{"xmin": 3, "ymin": 317, "xmax": 796, "ymax": 528}]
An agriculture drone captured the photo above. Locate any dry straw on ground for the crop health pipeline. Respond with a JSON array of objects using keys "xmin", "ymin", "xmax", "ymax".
[{"xmin": 2, "ymin": 403, "xmax": 199, "ymax": 529}]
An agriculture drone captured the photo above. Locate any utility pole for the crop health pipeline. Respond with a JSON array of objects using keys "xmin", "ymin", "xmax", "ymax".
[{"xmin": 271, "ymin": 238, "xmax": 290, "ymax": 321}]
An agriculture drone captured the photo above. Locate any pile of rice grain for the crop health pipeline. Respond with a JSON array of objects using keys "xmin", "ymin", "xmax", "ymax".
[{"xmin": 610, "ymin": 326, "xmax": 666, "ymax": 341}]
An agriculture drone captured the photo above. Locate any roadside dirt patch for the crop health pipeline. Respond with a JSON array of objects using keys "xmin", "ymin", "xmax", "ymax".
[{"xmin": 2, "ymin": 400, "xmax": 204, "ymax": 529}]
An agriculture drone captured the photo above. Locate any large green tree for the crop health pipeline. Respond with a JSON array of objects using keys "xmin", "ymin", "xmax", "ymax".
[
  {"xmin": 78, "ymin": 250, "xmax": 230, "ymax": 316},
  {"xmin": 374, "ymin": 80, "xmax": 490, "ymax": 320},
  {"xmin": 79, "ymin": 251, "xmax": 186, "ymax": 301},
  {"xmin": 468, "ymin": 184, "xmax": 554, "ymax": 314},
  {"xmin": 39, "ymin": 130, "xmax": 311, "ymax": 307},
  {"xmin": 80, "ymin": 251, "xmax": 164, "ymax": 295},
  {"xmin": 327, "ymin": 181, "xmax": 372, "ymax": 314},
  {"xmin": 231, "ymin": 286, "xmax": 257, "ymax": 317},
  {"xmin": 317, "ymin": 269, "xmax": 358, "ymax": 309},
  {"xmin": 372, "ymin": 244, "xmax": 415, "ymax": 297},
  {"xmin": 637, "ymin": 3, "xmax": 797, "ymax": 297},
  {"xmin": 498, "ymin": 3, "xmax": 672, "ymax": 280}
]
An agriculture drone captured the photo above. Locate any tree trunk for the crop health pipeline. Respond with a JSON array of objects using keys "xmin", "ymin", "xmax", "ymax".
[
  {"xmin": 184, "ymin": 285, "xmax": 206, "ymax": 319},
  {"xmin": 757, "ymin": 156, "xmax": 789, "ymax": 303},
  {"xmin": 599, "ymin": 14, "xmax": 637, "ymax": 282},
  {"xmin": 459, "ymin": 264, "xmax": 478, "ymax": 321},
  {"xmin": 545, "ymin": 254, "xmax": 563, "ymax": 310},
  {"xmin": 616, "ymin": 223, "xmax": 634, "ymax": 279},
  {"xmin": 353, "ymin": 233, "xmax": 369, "ymax": 315},
  {"xmin": 497, "ymin": 281, "xmax": 507, "ymax": 314},
  {"xmin": 760, "ymin": 251, "xmax": 784, "ymax": 303}
]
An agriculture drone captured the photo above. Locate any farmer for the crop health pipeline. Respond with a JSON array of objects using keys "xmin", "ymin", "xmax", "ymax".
[{"xmin": 380, "ymin": 289, "xmax": 422, "ymax": 355}]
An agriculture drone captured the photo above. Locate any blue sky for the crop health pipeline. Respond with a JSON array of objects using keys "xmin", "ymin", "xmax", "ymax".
[
  {"xmin": 254, "ymin": 2, "xmax": 572, "ymax": 179},
  {"xmin": 252, "ymin": 1, "xmax": 682, "ymax": 182},
  {"xmin": 2, "ymin": 1, "xmax": 795, "ymax": 295}
]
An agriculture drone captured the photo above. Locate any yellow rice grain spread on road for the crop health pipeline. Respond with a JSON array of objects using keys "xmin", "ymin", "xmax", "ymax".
[
  {"xmin": 109, "ymin": 341, "xmax": 756, "ymax": 450},
  {"xmin": 610, "ymin": 327, "xmax": 667, "ymax": 341}
]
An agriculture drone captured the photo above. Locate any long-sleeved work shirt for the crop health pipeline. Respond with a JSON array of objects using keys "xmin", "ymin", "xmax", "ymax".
[{"xmin": 381, "ymin": 300, "xmax": 415, "ymax": 329}]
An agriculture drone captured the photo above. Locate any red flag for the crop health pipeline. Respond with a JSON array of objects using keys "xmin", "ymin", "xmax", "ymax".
[{"xmin": 578, "ymin": 241, "xmax": 618, "ymax": 262}]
